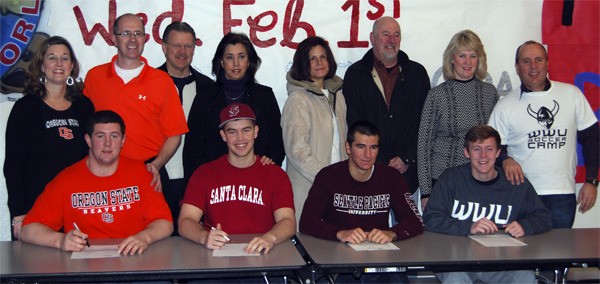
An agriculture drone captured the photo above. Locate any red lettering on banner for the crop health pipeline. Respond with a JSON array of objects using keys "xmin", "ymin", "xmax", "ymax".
[
  {"xmin": 223, "ymin": 0, "xmax": 253, "ymax": 34},
  {"xmin": 247, "ymin": 11, "xmax": 277, "ymax": 48},
  {"xmin": 338, "ymin": 0, "xmax": 401, "ymax": 48},
  {"xmin": 67, "ymin": 1, "xmax": 402, "ymax": 50},
  {"xmin": 12, "ymin": 19, "xmax": 35, "ymax": 43},
  {"xmin": 367, "ymin": 0, "xmax": 401, "ymax": 20},
  {"xmin": 280, "ymin": 0, "xmax": 315, "ymax": 49},
  {"xmin": 367, "ymin": 0, "xmax": 385, "ymax": 19},
  {"xmin": 1, "ymin": 43, "xmax": 20, "ymax": 65},
  {"xmin": 73, "ymin": 0, "xmax": 149, "ymax": 46},
  {"xmin": 73, "ymin": 0, "xmax": 117, "ymax": 46},
  {"xmin": 393, "ymin": 0, "xmax": 401, "ymax": 18},
  {"xmin": 73, "ymin": 1, "xmax": 114, "ymax": 45},
  {"xmin": 338, "ymin": 0, "xmax": 369, "ymax": 48},
  {"xmin": 20, "ymin": 0, "xmax": 41, "ymax": 15},
  {"xmin": 153, "ymin": 0, "xmax": 186, "ymax": 44}
]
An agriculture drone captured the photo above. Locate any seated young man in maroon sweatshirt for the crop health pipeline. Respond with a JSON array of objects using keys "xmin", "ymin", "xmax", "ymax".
[{"xmin": 300, "ymin": 120, "xmax": 423, "ymax": 283}]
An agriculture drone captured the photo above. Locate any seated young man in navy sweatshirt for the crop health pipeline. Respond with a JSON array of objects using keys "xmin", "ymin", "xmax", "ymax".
[{"xmin": 423, "ymin": 124, "xmax": 552, "ymax": 284}]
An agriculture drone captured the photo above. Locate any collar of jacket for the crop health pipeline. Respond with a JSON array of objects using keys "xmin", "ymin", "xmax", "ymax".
[{"xmin": 286, "ymin": 72, "xmax": 343, "ymax": 96}]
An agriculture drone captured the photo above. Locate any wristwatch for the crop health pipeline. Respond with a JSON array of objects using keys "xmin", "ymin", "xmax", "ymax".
[{"xmin": 585, "ymin": 178, "xmax": 599, "ymax": 188}]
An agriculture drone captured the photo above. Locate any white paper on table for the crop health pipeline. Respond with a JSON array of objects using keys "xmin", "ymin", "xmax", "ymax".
[
  {"xmin": 469, "ymin": 234, "xmax": 527, "ymax": 247},
  {"xmin": 347, "ymin": 241, "xmax": 400, "ymax": 251},
  {"xmin": 212, "ymin": 243, "xmax": 261, "ymax": 257},
  {"xmin": 71, "ymin": 245, "xmax": 120, "ymax": 259}
]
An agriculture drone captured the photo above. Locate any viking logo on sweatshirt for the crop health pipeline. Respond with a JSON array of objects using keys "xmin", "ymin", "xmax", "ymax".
[{"xmin": 527, "ymin": 100, "xmax": 559, "ymax": 129}]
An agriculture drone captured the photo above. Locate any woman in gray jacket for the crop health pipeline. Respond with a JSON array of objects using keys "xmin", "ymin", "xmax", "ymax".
[{"xmin": 281, "ymin": 36, "xmax": 347, "ymax": 224}]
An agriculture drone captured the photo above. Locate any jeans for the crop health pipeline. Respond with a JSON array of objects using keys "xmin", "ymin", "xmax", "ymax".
[{"xmin": 539, "ymin": 194, "xmax": 576, "ymax": 228}]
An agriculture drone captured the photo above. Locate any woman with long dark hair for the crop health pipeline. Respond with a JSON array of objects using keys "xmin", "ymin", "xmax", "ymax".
[
  {"xmin": 184, "ymin": 32, "xmax": 284, "ymax": 178},
  {"xmin": 4, "ymin": 36, "xmax": 94, "ymax": 239}
]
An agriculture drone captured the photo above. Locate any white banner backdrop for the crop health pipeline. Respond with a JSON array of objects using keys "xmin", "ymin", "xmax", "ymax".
[{"xmin": 28, "ymin": 0, "xmax": 542, "ymax": 105}]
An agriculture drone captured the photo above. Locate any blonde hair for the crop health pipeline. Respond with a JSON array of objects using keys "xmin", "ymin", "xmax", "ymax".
[{"xmin": 442, "ymin": 30, "xmax": 487, "ymax": 81}]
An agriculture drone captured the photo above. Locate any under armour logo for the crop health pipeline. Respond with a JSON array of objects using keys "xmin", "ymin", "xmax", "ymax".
[{"xmin": 138, "ymin": 95, "xmax": 146, "ymax": 100}]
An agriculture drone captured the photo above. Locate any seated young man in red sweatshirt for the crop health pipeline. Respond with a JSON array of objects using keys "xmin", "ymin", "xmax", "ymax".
[
  {"xmin": 21, "ymin": 110, "xmax": 173, "ymax": 255},
  {"xmin": 178, "ymin": 103, "xmax": 295, "ymax": 256},
  {"xmin": 300, "ymin": 120, "xmax": 423, "ymax": 283}
]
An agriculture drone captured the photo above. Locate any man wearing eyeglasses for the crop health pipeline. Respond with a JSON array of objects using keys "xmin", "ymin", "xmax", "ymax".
[
  {"xmin": 156, "ymin": 21, "xmax": 214, "ymax": 236},
  {"xmin": 84, "ymin": 14, "xmax": 188, "ymax": 198}
]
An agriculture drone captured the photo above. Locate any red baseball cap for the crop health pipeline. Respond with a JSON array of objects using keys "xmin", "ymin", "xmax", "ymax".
[{"xmin": 219, "ymin": 103, "xmax": 256, "ymax": 128}]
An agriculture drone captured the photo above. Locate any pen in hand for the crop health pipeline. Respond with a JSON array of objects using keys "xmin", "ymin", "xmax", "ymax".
[
  {"xmin": 211, "ymin": 226, "xmax": 231, "ymax": 242},
  {"xmin": 73, "ymin": 222, "xmax": 91, "ymax": 247},
  {"xmin": 204, "ymin": 222, "xmax": 230, "ymax": 242}
]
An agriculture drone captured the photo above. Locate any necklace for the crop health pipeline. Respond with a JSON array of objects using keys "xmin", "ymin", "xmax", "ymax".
[{"xmin": 223, "ymin": 89, "xmax": 245, "ymax": 101}]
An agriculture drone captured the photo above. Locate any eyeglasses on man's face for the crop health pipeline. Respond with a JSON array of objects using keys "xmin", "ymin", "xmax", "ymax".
[
  {"xmin": 165, "ymin": 42, "xmax": 195, "ymax": 51},
  {"xmin": 114, "ymin": 31, "xmax": 146, "ymax": 38}
]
